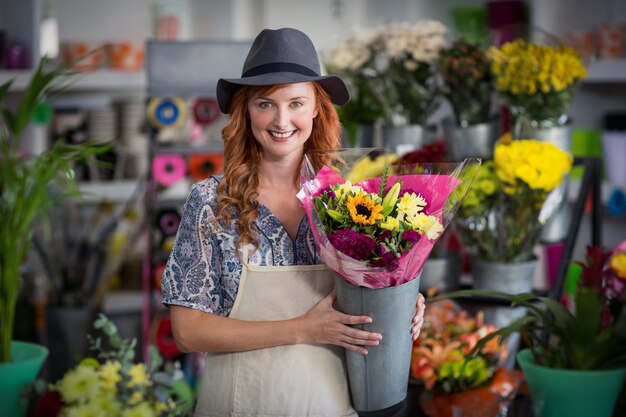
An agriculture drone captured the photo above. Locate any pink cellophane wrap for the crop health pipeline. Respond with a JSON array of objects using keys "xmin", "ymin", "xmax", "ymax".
[{"xmin": 298, "ymin": 165, "xmax": 462, "ymax": 289}]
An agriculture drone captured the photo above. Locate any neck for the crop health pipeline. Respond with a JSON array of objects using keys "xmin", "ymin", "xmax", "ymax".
[{"xmin": 258, "ymin": 153, "xmax": 302, "ymax": 188}]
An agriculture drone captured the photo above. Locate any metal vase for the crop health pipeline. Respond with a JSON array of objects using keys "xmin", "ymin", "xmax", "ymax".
[
  {"xmin": 419, "ymin": 252, "xmax": 462, "ymax": 294},
  {"xmin": 470, "ymin": 258, "xmax": 538, "ymax": 369},
  {"xmin": 342, "ymin": 123, "xmax": 376, "ymax": 148},
  {"xmin": 442, "ymin": 116, "xmax": 501, "ymax": 162},
  {"xmin": 334, "ymin": 275, "xmax": 421, "ymax": 416},
  {"xmin": 381, "ymin": 124, "xmax": 436, "ymax": 155},
  {"xmin": 515, "ymin": 122, "xmax": 572, "ymax": 243}
]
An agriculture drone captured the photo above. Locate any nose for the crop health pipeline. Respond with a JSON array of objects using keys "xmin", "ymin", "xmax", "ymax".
[{"xmin": 272, "ymin": 106, "xmax": 289, "ymax": 130}]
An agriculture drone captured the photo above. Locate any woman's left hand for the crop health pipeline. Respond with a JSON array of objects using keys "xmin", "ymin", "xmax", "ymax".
[{"xmin": 411, "ymin": 293, "xmax": 426, "ymax": 341}]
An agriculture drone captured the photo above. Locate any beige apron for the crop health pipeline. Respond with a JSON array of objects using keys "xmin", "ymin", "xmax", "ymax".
[{"xmin": 194, "ymin": 247, "xmax": 357, "ymax": 417}]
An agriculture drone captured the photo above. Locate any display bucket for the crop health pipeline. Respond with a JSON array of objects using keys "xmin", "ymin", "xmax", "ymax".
[{"xmin": 334, "ymin": 274, "xmax": 421, "ymax": 416}]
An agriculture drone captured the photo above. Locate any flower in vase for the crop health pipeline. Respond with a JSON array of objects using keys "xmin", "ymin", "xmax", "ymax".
[
  {"xmin": 439, "ymin": 37, "xmax": 494, "ymax": 126},
  {"xmin": 372, "ymin": 20, "xmax": 448, "ymax": 125},
  {"xmin": 324, "ymin": 30, "xmax": 386, "ymax": 145},
  {"xmin": 31, "ymin": 315, "xmax": 191, "ymax": 417},
  {"xmin": 326, "ymin": 20, "xmax": 448, "ymax": 130},
  {"xmin": 453, "ymin": 135, "xmax": 573, "ymax": 262},
  {"xmin": 488, "ymin": 39, "xmax": 587, "ymax": 128},
  {"xmin": 411, "ymin": 300, "xmax": 507, "ymax": 393}
]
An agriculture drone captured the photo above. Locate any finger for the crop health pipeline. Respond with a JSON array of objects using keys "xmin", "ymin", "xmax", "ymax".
[
  {"xmin": 346, "ymin": 327, "xmax": 382, "ymax": 341},
  {"xmin": 341, "ymin": 313, "xmax": 373, "ymax": 325},
  {"xmin": 340, "ymin": 334, "xmax": 381, "ymax": 346},
  {"xmin": 338, "ymin": 341, "xmax": 368, "ymax": 356},
  {"xmin": 411, "ymin": 318, "xmax": 424, "ymax": 335}
]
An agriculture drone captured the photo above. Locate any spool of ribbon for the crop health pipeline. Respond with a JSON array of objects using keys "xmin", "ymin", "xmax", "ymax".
[
  {"xmin": 154, "ymin": 315, "xmax": 180, "ymax": 359},
  {"xmin": 152, "ymin": 154, "xmax": 186, "ymax": 186},
  {"xmin": 153, "ymin": 262, "xmax": 167, "ymax": 291},
  {"xmin": 607, "ymin": 188, "xmax": 626, "ymax": 217},
  {"xmin": 147, "ymin": 96, "xmax": 187, "ymax": 129},
  {"xmin": 192, "ymin": 98, "xmax": 220, "ymax": 126},
  {"xmin": 157, "ymin": 209, "xmax": 181, "ymax": 236},
  {"xmin": 188, "ymin": 153, "xmax": 224, "ymax": 181}
]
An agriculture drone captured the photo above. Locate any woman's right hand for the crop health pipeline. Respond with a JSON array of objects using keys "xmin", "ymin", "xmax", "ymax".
[{"xmin": 300, "ymin": 288, "xmax": 382, "ymax": 355}]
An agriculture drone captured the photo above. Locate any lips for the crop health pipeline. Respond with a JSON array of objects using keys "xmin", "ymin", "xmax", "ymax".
[{"xmin": 269, "ymin": 130, "xmax": 296, "ymax": 140}]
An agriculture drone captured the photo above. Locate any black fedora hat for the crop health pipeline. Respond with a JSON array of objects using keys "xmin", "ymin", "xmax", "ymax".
[{"xmin": 216, "ymin": 28, "xmax": 350, "ymax": 113}]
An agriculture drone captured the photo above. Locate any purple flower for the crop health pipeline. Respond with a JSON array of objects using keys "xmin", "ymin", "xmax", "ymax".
[
  {"xmin": 402, "ymin": 230, "xmax": 421, "ymax": 244},
  {"xmin": 372, "ymin": 251, "xmax": 398, "ymax": 268},
  {"xmin": 377, "ymin": 230, "xmax": 392, "ymax": 243},
  {"xmin": 328, "ymin": 228, "xmax": 377, "ymax": 261}
]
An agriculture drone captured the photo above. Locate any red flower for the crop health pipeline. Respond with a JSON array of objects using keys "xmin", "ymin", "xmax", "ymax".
[{"xmin": 34, "ymin": 391, "xmax": 64, "ymax": 417}]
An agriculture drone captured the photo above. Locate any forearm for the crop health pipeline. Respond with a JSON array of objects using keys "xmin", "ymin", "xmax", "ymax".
[{"xmin": 170, "ymin": 305, "xmax": 308, "ymax": 353}]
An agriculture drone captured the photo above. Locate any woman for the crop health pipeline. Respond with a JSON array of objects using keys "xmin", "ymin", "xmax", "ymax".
[{"xmin": 162, "ymin": 28, "xmax": 425, "ymax": 417}]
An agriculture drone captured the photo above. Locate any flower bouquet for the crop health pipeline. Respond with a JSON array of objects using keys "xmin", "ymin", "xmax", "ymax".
[
  {"xmin": 411, "ymin": 300, "xmax": 520, "ymax": 417},
  {"xmin": 371, "ymin": 20, "xmax": 448, "ymax": 126},
  {"xmin": 488, "ymin": 39, "xmax": 587, "ymax": 129},
  {"xmin": 298, "ymin": 148, "xmax": 480, "ymax": 414},
  {"xmin": 31, "ymin": 314, "xmax": 193, "ymax": 417},
  {"xmin": 324, "ymin": 32, "xmax": 385, "ymax": 147},
  {"xmin": 439, "ymin": 37, "xmax": 494, "ymax": 127},
  {"xmin": 454, "ymin": 135, "xmax": 573, "ymax": 263}
]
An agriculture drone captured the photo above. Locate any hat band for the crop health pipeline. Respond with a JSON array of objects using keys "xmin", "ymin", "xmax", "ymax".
[{"xmin": 242, "ymin": 62, "xmax": 319, "ymax": 78}]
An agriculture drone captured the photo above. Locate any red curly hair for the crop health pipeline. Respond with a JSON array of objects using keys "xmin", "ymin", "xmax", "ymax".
[{"xmin": 216, "ymin": 82, "xmax": 342, "ymax": 249}]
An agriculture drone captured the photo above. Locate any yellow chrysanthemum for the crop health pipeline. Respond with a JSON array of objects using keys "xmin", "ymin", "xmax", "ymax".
[
  {"xmin": 64, "ymin": 403, "xmax": 106, "ymax": 417},
  {"xmin": 127, "ymin": 364, "xmax": 151, "ymax": 388},
  {"xmin": 57, "ymin": 365, "xmax": 101, "ymax": 404},
  {"xmin": 129, "ymin": 390, "xmax": 145, "ymax": 404},
  {"xmin": 380, "ymin": 216, "xmax": 400, "ymax": 231},
  {"xmin": 494, "ymin": 139, "xmax": 572, "ymax": 193},
  {"xmin": 99, "ymin": 361, "xmax": 121, "ymax": 391},
  {"xmin": 610, "ymin": 253, "xmax": 626, "ymax": 280},
  {"xmin": 336, "ymin": 181, "xmax": 364, "ymax": 197},
  {"xmin": 422, "ymin": 216, "xmax": 445, "ymax": 240},
  {"xmin": 121, "ymin": 402, "xmax": 156, "ymax": 417},
  {"xmin": 347, "ymin": 154, "xmax": 398, "ymax": 183},
  {"xmin": 90, "ymin": 395, "xmax": 122, "ymax": 417},
  {"xmin": 396, "ymin": 192, "xmax": 427, "ymax": 219},
  {"xmin": 347, "ymin": 193, "xmax": 384, "ymax": 225}
]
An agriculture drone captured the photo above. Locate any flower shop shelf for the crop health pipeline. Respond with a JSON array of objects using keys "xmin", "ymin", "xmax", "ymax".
[
  {"xmin": 583, "ymin": 59, "xmax": 626, "ymax": 83},
  {"xmin": 78, "ymin": 180, "xmax": 142, "ymax": 204},
  {"xmin": 0, "ymin": 69, "xmax": 146, "ymax": 92}
]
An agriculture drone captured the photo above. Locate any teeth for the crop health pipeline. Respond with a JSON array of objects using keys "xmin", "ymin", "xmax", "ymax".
[{"xmin": 271, "ymin": 131, "xmax": 294, "ymax": 138}]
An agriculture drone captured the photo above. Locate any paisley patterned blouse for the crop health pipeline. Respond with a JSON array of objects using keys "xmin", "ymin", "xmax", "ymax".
[{"xmin": 161, "ymin": 176, "xmax": 322, "ymax": 316}]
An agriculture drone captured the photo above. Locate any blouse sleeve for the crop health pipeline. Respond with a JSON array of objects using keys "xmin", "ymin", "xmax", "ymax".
[{"xmin": 161, "ymin": 178, "xmax": 225, "ymax": 315}]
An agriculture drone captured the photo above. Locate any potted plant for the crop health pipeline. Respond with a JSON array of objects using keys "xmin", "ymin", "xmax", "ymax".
[
  {"xmin": 0, "ymin": 57, "xmax": 106, "ymax": 416},
  {"xmin": 488, "ymin": 39, "xmax": 587, "ymax": 242},
  {"xmin": 30, "ymin": 314, "xmax": 193, "ymax": 417},
  {"xmin": 441, "ymin": 240, "xmax": 626, "ymax": 417},
  {"xmin": 324, "ymin": 34, "xmax": 385, "ymax": 147},
  {"xmin": 411, "ymin": 299, "xmax": 522, "ymax": 417},
  {"xmin": 439, "ymin": 36, "xmax": 500, "ymax": 162}
]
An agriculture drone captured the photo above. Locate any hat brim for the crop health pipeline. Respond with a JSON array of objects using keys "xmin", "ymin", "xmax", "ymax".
[{"xmin": 216, "ymin": 73, "xmax": 350, "ymax": 114}]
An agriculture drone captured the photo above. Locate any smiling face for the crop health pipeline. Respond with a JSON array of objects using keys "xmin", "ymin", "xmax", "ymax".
[{"xmin": 247, "ymin": 82, "xmax": 318, "ymax": 162}]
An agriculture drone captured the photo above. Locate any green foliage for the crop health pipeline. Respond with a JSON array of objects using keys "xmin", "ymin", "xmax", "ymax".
[{"xmin": 0, "ymin": 57, "xmax": 109, "ymax": 363}]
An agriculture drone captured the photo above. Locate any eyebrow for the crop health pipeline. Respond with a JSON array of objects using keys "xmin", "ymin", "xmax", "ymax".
[{"xmin": 254, "ymin": 96, "xmax": 310, "ymax": 101}]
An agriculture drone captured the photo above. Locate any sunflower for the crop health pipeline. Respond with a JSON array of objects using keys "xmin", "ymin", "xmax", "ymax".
[{"xmin": 347, "ymin": 193, "xmax": 384, "ymax": 225}]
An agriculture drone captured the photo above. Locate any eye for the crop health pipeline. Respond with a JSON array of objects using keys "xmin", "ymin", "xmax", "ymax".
[
  {"xmin": 258, "ymin": 101, "xmax": 273, "ymax": 109},
  {"xmin": 290, "ymin": 101, "xmax": 304, "ymax": 108}
]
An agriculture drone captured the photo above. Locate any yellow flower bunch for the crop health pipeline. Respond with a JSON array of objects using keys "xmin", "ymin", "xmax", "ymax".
[
  {"xmin": 488, "ymin": 39, "xmax": 586, "ymax": 125},
  {"xmin": 33, "ymin": 315, "xmax": 192, "ymax": 417},
  {"xmin": 490, "ymin": 40, "xmax": 586, "ymax": 96},
  {"xmin": 495, "ymin": 137, "xmax": 573, "ymax": 194},
  {"xmin": 455, "ymin": 136, "xmax": 572, "ymax": 262}
]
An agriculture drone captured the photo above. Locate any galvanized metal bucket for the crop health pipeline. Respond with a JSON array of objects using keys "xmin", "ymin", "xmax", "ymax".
[
  {"xmin": 442, "ymin": 116, "xmax": 501, "ymax": 162},
  {"xmin": 334, "ymin": 275, "xmax": 421, "ymax": 416},
  {"xmin": 470, "ymin": 257, "xmax": 538, "ymax": 368},
  {"xmin": 382, "ymin": 124, "xmax": 436, "ymax": 155},
  {"xmin": 419, "ymin": 252, "xmax": 462, "ymax": 294}
]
